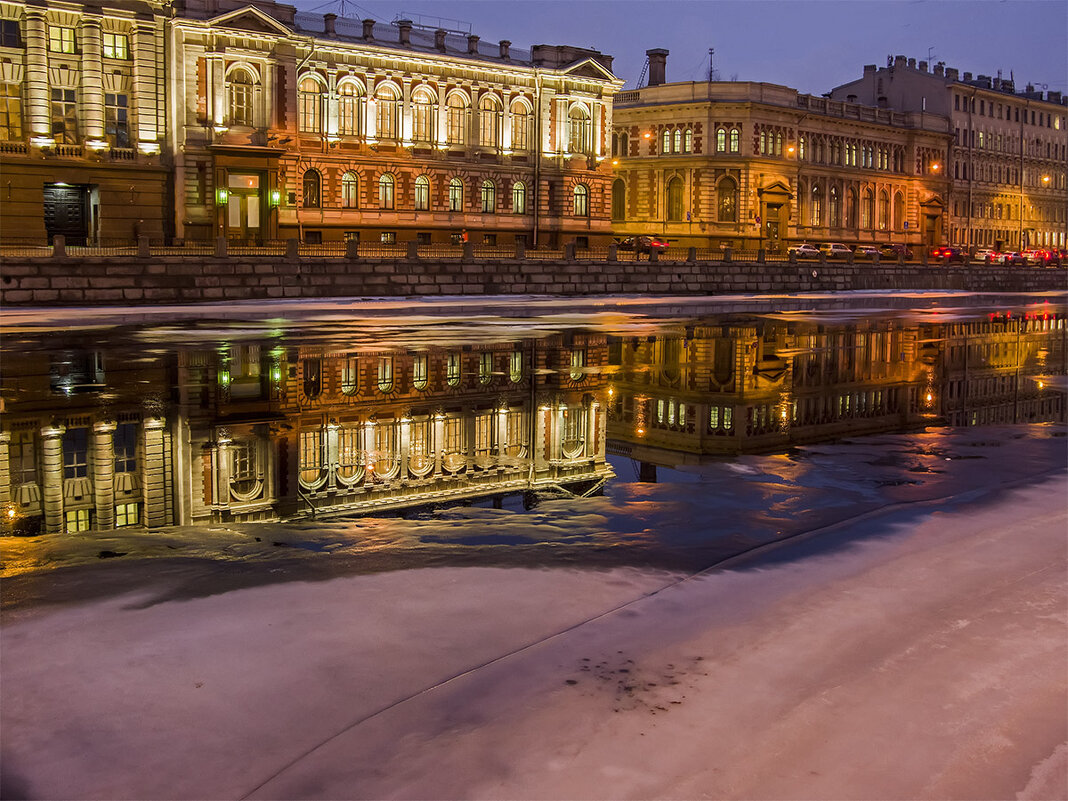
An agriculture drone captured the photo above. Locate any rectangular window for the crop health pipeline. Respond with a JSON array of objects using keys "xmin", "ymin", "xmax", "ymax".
[
  {"xmin": 65, "ymin": 508, "xmax": 91, "ymax": 533},
  {"xmin": 63, "ymin": 428, "xmax": 88, "ymax": 479},
  {"xmin": 113, "ymin": 422, "xmax": 138, "ymax": 473},
  {"xmin": 299, "ymin": 430, "xmax": 323, "ymax": 484},
  {"xmin": 48, "ymin": 26, "xmax": 76, "ymax": 53},
  {"xmin": 474, "ymin": 412, "xmax": 495, "ymax": 458},
  {"xmin": 115, "ymin": 502, "xmax": 140, "ymax": 527},
  {"xmin": 0, "ymin": 19, "xmax": 21, "ymax": 48},
  {"xmin": 105, "ymin": 93, "xmax": 129, "ymax": 148},
  {"xmin": 0, "ymin": 82, "xmax": 21, "ymax": 141},
  {"xmin": 380, "ymin": 231, "xmax": 396, "ymax": 244},
  {"xmin": 102, "ymin": 32, "xmax": 128, "ymax": 59},
  {"xmin": 51, "ymin": 88, "xmax": 77, "ymax": 143}
]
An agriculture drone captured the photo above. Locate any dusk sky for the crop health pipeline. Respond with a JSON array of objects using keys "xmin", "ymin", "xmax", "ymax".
[{"xmin": 296, "ymin": 0, "xmax": 1067, "ymax": 97}]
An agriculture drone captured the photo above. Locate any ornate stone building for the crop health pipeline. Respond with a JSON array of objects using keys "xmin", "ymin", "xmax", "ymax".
[
  {"xmin": 169, "ymin": 0, "xmax": 623, "ymax": 246},
  {"xmin": 830, "ymin": 56, "xmax": 1068, "ymax": 251},
  {"xmin": 0, "ymin": 0, "xmax": 169, "ymax": 243},
  {"xmin": 609, "ymin": 51, "xmax": 951, "ymax": 253}
]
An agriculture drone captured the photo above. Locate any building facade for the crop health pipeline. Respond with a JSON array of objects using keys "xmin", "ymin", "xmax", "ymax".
[
  {"xmin": 168, "ymin": 0, "xmax": 623, "ymax": 246},
  {"xmin": 830, "ymin": 56, "xmax": 1068, "ymax": 251},
  {"xmin": 609, "ymin": 50, "xmax": 951, "ymax": 253},
  {"xmin": 0, "ymin": 0, "xmax": 170, "ymax": 243}
]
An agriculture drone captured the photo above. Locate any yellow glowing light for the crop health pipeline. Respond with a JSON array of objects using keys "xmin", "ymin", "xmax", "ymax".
[
  {"xmin": 925, "ymin": 392, "xmax": 933, "ymax": 403},
  {"xmin": 6, "ymin": 507, "xmax": 15, "ymax": 519},
  {"xmin": 1037, "ymin": 380, "xmax": 1045, "ymax": 389},
  {"xmin": 1042, "ymin": 175, "xmax": 1051, "ymax": 184},
  {"xmin": 611, "ymin": 159, "xmax": 618, "ymax": 166},
  {"xmin": 643, "ymin": 132, "xmax": 651, "ymax": 139},
  {"xmin": 637, "ymin": 427, "xmax": 645, "ymax": 435},
  {"xmin": 931, "ymin": 163, "xmax": 941, "ymax": 172}
]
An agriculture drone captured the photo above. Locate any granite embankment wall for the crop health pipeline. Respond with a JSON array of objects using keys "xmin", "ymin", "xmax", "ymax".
[{"xmin": 2, "ymin": 256, "xmax": 1065, "ymax": 306}]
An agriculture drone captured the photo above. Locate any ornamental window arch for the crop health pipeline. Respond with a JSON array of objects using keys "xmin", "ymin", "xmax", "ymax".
[
  {"xmin": 509, "ymin": 96, "xmax": 533, "ymax": 151},
  {"xmin": 411, "ymin": 85, "xmax": 437, "ymax": 143},
  {"xmin": 225, "ymin": 63, "xmax": 260, "ymax": 127},
  {"xmin": 373, "ymin": 81, "xmax": 401, "ymax": 140},
  {"xmin": 446, "ymin": 89, "xmax": 471, "ymax": 145},
  {"xmin": 477, "ymin": 92, "xmax": 502, "ymax": 148},
  {"xmin": 297, "ymin": 74, "xmax": 326, "ymax": 133},
  {"xmin": 567, "ymin": 102, "xmax": 592, "ymax": 154},
  {"xmin": 717, "ymin": 176, "xmax": 738, "ymax": 222},
  {"xmin": 611, "ymin": 177, "xmax": 626, "ymax": 220},
  {"xmin": 666, "ymin": 175, "xmax": 684, "ymax": 221}
]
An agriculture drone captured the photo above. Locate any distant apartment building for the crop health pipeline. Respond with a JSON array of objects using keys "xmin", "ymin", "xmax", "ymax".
[
  {"xmin": 168, "ymin": 0, "xmax": 622, "ymax": 246},
  {"xmin": 830, "ymin": 56, "xmax": 1068, "ymax": 251},
  {"xmin": 609, "ymin": 50, "xmax": 951, "ymax": 253},
  {"xmin": 0, "ymin": 0, "xmax": 169, "ymax": 243}
]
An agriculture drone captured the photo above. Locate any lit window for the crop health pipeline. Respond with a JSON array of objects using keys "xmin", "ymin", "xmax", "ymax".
[
  {"xmin": 510, "ymin": 100, "xmax": 531, "ymax": 151},
  {"xmin": 227, "ymin": 68, "xmax": 255, "ymax": 127},
  {"xmin": 49, "ymin": 26, "xmax": 76, "ymax": 54},
  {"xmin": 102, "ymin": 32, "xmax": 128, "ymax": 59},
  {"xmin": 412, "ymin": 355, "xmax": 428, "ymax": 390},
  {"xmin": 378, "ymin": 173, "xmax": 394, "ymax": 209},
  {"xmin": 115, "ymin": 502, "xmax": 140, "ymax": 527},
  {"xmin": 0, "ymin": 83, "xmax": 22, "ymax": 141},
  {"xmin": 573, "ymin": 184, "xmax": 589, "ymax": 217},
  {"xmin": 375, "ymin": 84, "xmax": 399, "ymax": 140},
  {"xmin": 341, "ymin": 356, "xmax": 359, "ymax": 395},
  {"xmin": 65, "ymin": 508, "xmax": 91, "ymax": 533},
  {"xmin": 414, "ymin": 175, "xmax": 430, "ymax": 211},
  {"xmin": 729, "ymin": 128, "xmax": 739, "ymax": 153},
  {"xmin": 298, "ymin": 77, "xmax": 323, "ymax": 133},
  {"xmin": 342, "ymin": 171, "xmax": 359, "ymax": 209},
  {"xmin": 568, "ymin": 105, "xmax": 591, "ymax": 154},
  {"xmin": 716, "ymin": 128, "xmax": 726, "ymax": 152},
  {"xmin": 511, "ymin": 181, "xmax": 526, "ymax": 214},
  {"xmin": 448, "ymin": 177, "xmax": 463, "ymax": 211},
  {"xmin": 338, "ymin": 82, "xmax": 364, "ymax": 136},
  {"xmin": 302, "ymin": 169, "xmax": 321, "ymax": 208},
  {"xmin": 569, "ymin": 348, "xmax": 586, "ymax": 381},
  {"xmin": 479, "ymin": 352, "xmax": 493, "ymax": 384},
  {"xmin": 478, "ymin": 94, "xmax": 500, "ymax": 148},
  {"xmin": 446, "ymin": 93, "xmax": 467, "ymax": 145},
  {"xmin": 447, "ymin": 352, "xmax": 461, "ymax": 386},
  {"xmin": 481, "ymin": 180, "xmax": 495, "ymax": 213},
  {"xmin": 509, "ymin": 350, "xmax": 522, "ymax": 382},
  {"xmin": 412, "ymin": 88, "xmax": 434, "ymax": 143},
  {"xmin": 377, "ymin": 356, "xmax": 393, "ymax": 393}
]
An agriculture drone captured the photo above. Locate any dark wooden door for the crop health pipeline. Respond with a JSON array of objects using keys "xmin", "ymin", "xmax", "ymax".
[{"xmin": 43, "ymin": 184, "xmax": 89, "ymax": 245}]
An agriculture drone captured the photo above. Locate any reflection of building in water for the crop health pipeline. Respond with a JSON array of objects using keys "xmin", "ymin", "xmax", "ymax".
[
  {"xmin": 607, "ymin": 320, "xmax": 928, "ymax": 464},
  {"xmin": 607, "ymin": 313, "xmax": 1067, "ymax": 467},
  {"xmin": 1, "ymin": 335, "xmax": 610, "ymax": 534},
  {"xmin": 928, "ymin": 312, "xmax": 1067, "ymax": 427}
]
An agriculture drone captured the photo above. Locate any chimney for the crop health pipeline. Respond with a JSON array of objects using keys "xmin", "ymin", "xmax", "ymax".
[
  {"xmin": 963, "ymin": 71, "xmax": 972, "ymax": 81},
  {"xmin": 435, "ymin": 29, "xmax": 447, "ymax": 51},
  {"xmin": 1048, "ymin": 91, "xmax": 1062, "ymax": 104},
  {"xmin": 397, "ymin": 19, "xmax": 412, "ymax": 45},
  {"xmin": 946, "ymin": 67, "xmax": 959, "ymax": 81},
  {"xmin": 323, "ymin": 13, "xmax": 336, "ymax": 36},
  {"xmin": 362, "ymin": 18, "xmax": 374, "ymax": 39},
  {"xmin": 894, "ymin": 55, "xmax": 906, "ymax": 68},
  {"xmin": 646, "ymin": 48, "xmax": 669, "ymax": 86},
  {"xmin": 907, "ymin": 57, "xmax": 916, "ymax": 68},
  {"xmin": 934, "ymin": 62, "xmax": 945, "ymax": 77},
  {"xmin": 499, "ymin": 39, "xmax": 510, "ymax": 59},
  {"xmin": 467, "ymin": 34, "xmax": 479, "ymax": 54},
  {"xmin": 863, "ymin": 64, "xmax": 876, "ymax": 75},
  {"xmin": 919, "ymin": 60, "xmax": 927, "ymax": 72}
]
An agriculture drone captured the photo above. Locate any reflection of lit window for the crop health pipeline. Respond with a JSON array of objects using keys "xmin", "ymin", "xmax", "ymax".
[
  {"xmin": 710, "ymin": 406, "xmax": 719, "ymax": 429},
  {"xmin": 412, "ymin": 355, "xmax": 428, "ymax": 390},
  {"xmin": 509, "ymin": 350, "xmax": 522, "ymax": 382},
  {"xmin": 303, "ymin": 359, "xmax": 321, "ymax": 398},
  {"xmin": 299, "ymin": 430, "xmax": 322, "ymax": 485},
  {"xmin": 341, "ymin": 356, "xmax": 359, "ymax": 395},
  {"xmin": 657, "ymin": 399, "xmax": 665, "ymax": 424},
  {"xmin": 447, "ymin": 352, "xmax": 461, "ymax": 386},
  {"xmin": 504, "ymin": 410, "xmax": 527, "ymax": 457},
  {"xmin": 377, "ymin": 356, "xmax": 394, "ymax": 393},
  {"xmin": 408, "ymin": 420, "xmax": 432, "ymax": 474},
  {"xmin": 569, "ymin": 348, "xmax": 586, "ymax": 381},
  {"xmin": 479, "ymin": 352, "xmax": 493, "ymax": 384},
  {"xmin": 474, "ymin": 412, "xmax": 495, "ymax": 460},
  {"xmin": 63, "ymin": 428, "xmax": 88, "ymax": 478},
  {"xmin": 338, "ymin": 426, "xmax": 361, "ymax": 480},
  {"xmin": 11, "ymin": 431, "xmax": 36, "ymax": 487},
  {"xmin": 65, "ymin": 508, "xmax": 91, "ymax": 532},
  {"xmin": 114, "ymin": 422, "xmax": 138, "ymax": 473},
  {"xmin": 230, "ymin": 439, "xmax": 258, "ymax": 495}
]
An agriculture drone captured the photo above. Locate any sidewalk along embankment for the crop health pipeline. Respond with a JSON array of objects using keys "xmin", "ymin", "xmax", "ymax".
[{"xmin": 2, "ymin": 255, "xmax": 1066, "ymax": 306}]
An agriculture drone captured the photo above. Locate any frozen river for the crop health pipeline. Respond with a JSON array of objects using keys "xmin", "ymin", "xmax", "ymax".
[{"xmin": 1, "ymin": 291, "xmax": 1066, "ymax": 799}]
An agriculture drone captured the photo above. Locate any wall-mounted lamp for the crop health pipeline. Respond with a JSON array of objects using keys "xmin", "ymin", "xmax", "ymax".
[
  {"xmin": 216, "ymin": 187, "xmax": 229, "ymax": 205},
  {"xmin": 269, "ymin": 189, "xmax": 281, "ymax": 207}
]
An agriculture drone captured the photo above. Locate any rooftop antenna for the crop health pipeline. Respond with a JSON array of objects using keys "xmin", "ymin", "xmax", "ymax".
[
  {"xmin": 306, "ymin": 0, "xmax": 376, "ymax": 19},
  {"xmin": 708, "ymin": 48, "xmax": 714, "ymax": 82},
  {"xmin": 927, "ymin": 46, "xmax": 935, "ymax": 63}
]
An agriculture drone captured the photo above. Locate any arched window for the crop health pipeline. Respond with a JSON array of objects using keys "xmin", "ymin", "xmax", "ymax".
[
  {"xmin": 227, "ymin": 67, "xmax": 256, "ymax": 127},
  {"xmin": 893, "ymin": 191, "xmax": 905, "ymax": 231},
  {"xmin": 829, "ymin": 185, "xmax": 840, "ymax": 227},
  {"xmin": 684, "ymin": 128, "xmax": 692, "ymax": 153},
  {"xmin": 478, "ymin": 94, "xmax": 500, "ymax": 148},
  {"xmin": 299, "ymin": 78, "xmax": 323, "ymax": 133},
  {"xmin": 619, "ymin": 132, "xmax": 628, "ymax": 156},
  {"xmin": 611, "ymin": 178, "xmax": 625, "ymax": 220},
  {"xmin": 666, "ymin": 176, "xmax": 684, "ymax": 221},
  {"xmin": 861, "ymin": 188, "xmax": 874, "ymax": 229},
  {"xmin": 414, "ymin": 175, "xmax": 430, "ymax": 211},
  {"xmin": 775, "ymin": 132, "xmax": 783, "ymax": 156},
  {"xmin": 729, "ymin": 127, "xmax": 740, "ymax": 153},
  {"xmin": 512, "ymin": 181, "xmax": 526, "ymax": 214},
  {"xmin": 375, "ymin": 84, "xmax": 399, "ymax": 140},
  {"xmin": 509, "ymin": 99, "xmax": 531, "ymax": 151},
  {"xmin": 799, "ymin": 135, "xmax": 806, "ymax": 160},
  {"xmin": 716, "ymin": 128, "xmax": 726, "ymax": 152},
  {"xmin": 337, "ymin": 81, "xmax": 364, "ymax": 137},
  {"xmin": 573, "ymin": 183, "xmax": 590, "ymax": 216},
  {"xmin": 378, "ymin": 173, "xmax": 394, "ymax": 210},
  {"xmin": 341, "ymin": 171, "xmax": 359, "ymax": 208},
  {"xmin": 448, "ymin": 177, "xmax": 463, "ymax": 211},
  {"xmin": 847, "ymin": 189, "xmax": 858, "ymax": 229},
  {"xmin": 673, "ymin": 129, "xmax": 682, "ymax": 153},
  {"xmin": 878, "ymin": 190, "xmax": 890, "ymax": 230},
  {"xmin": 568, "ymin": 105, "xmax": 591, "ymax": 154},
  {"xmin": 411, "ymin": 87, "xmax": 435, "ymax": 143},
  {"xmin": 662, "ymin": 129, "xmax": 672, "ymax": 154},
  {"xmin": 481, "ymin": 179, "xmax": 496, "ymax": 213},
  {"xmin": 810, "ymin": 182, "xmax": 822, "ymax": 226},
  {"xmin": 717, "ymin": 178, "xmax": 737, "ymax": 222},
  {"xmin": 302, "ymin": 169, "xmax": 321, "ymax": 208},
  {"xmin": 760, "ymin": 130, "xmax": 767, "ymax": 155},
  {"xmin": 446, "ymin": 93, "xmax": 468, "ymax": 145},
  {"xmin": 377, "ymin": 356, "xmax": 394, "ymax": 393}
]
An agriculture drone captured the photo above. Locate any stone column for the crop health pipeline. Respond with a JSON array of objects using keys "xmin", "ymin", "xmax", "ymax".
[
  {"xmin": 592, "ymin": 100, "xmax": 602, "ymax": 157},
  {"xmin": 213, "ymin": 433, "xmax": 230, "ymax": 509},
  {"xmin": 496, "ymin": 408, "xmax": 507, "ymax": 468},
  {"xmin": 80, "ymin": 13, "xmax": 105, "ymax": 142},
  {"xmin": 433, "ymin": 415, "xmax": 444, "ymax": 476},
  {"xmin": 401, "ymin": 76, "xmax": 412, "ymax": 144},
  {"xmin": 40, "ymin": 425, "xmax": 66, "ymax": 534},
  {"xmin": 132, "ymin": 20, "xmax": 160, "ymax": 147},
  {"xmin": 586, "ymin": 401, "xmax": 598, "ymax": 459},
  {"xmin": 399, "ymin": 418, "xmax": 410, "ymax": 480},
  {"xmin": 325, "ymin": 68, "xmax": 339, "ymax": 138},
  {"xmin": 92, "ymin": 420, "xmax": 117, "ymax": 530},
  {"xmin": 211, "ymin": 55, "xmax": 226, "ymax": 127},
  {"xmin": 0, "ymin": 431, "xmax": 11, "ymax": 510},
  {"xmin": 435, "ymin": 83, "xmax": 447, "ymax": 148},
  {"xmin": 326, "ymin": 422, "xmax": 339, "ymax": 490},
  {"xmin": 142, "ymin": 417, "xmax": 168, "ymax": 527},
  {"xmin": 23, "ymin": 8, "xmax": 50, "ymax": 139}
]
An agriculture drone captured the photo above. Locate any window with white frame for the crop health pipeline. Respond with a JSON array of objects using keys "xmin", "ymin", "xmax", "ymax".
[
  {"xmin": 298, "ymin": 78, "xmax": 323, "ymax": 133},
  {"xmin": 447, "ymin": 93, "xmax": 467, "ymax": 145},
  {"xmin": 568, "ymin": 105, "xmax": 591, "ymax": 154},
  {"xmin": 478, "ymin": 94, "xmax": 500, "ymax": 148},
  {"xmin": 378, "ymin": 173, "xmax": 394, "ymax": 209},
  {"xmin": 414, "ymin": 175, "xmax": 430, "ymax": 211},
  {"xmin": 102, "ymin": 32, "xmax": 128, "ymax": 59},
  {"xmin": 481, "ymin": 180, "xmax": 495, "ymax": 213},
  {"xmin": 375, "ymin": 84, "xmax": 399, "ymax": 140},
  {"xmin": 342, "ymin": 171, "xmax": 359, "ymax": 208},
  {"xmin": 573, "ymin": 183, "xmax": 590, "ymax": 217},
  {"xmin": 510, "ymin": 100, "xmax": 531, "ymax": 151},
  {"xmin": 448, "ymin": 178, "xmax": 463, "ymax": 212},
  {"xmin": 338, "ymin": 82, "xmax": 364, "ymax": 136},
  {"xmin": 512, "ymin": 181, "xmax": 526, "ymax": 214},
  {"xmin": 227, "ymin": 68, "xmax": 255, "ymax": 127},
  {"xmin": 49, "ymin": 26, "xmax": 76, "ymax": 53}
]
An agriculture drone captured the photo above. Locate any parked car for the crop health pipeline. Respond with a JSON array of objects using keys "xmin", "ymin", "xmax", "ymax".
[
  {"xmin": 820, "ymin": 243, "xmax": 853, "ymax": 259},
  {"xmin": 1024, "ymin": 249, "xmax": 1060, "ymax": 267},
  {"xmin": 996, "ymin": 251, "xmax": 1027, "ymax": 266},
  {"xmin": 617, "ymin": 235, "xmax": 669, "ymax": 254},
  {"xmin": 973, "ymin": 248, "xmax": 997, "ymax": 262},
  {"xmin": 854, "ymin": 245, "xmax": 880, "ymax": 259},
  {"xmin": 930, "ymin": 246, "xmax": 965, "ymax": 263},
  {"xmin": 881, "ymin": 243, "xmax": 914, "ymax": 260},
  {"xmin": 788, "ymin": 243, "xmax": 821, "ymax": 259}
]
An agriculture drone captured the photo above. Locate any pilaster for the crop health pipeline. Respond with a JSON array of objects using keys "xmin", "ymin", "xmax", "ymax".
[
  {"xmin": 24, "ymin": 9, "xmax": 50, "ymax": 139},
  {"xmin": 80, "ymin": 14, "xmax": 105, "ymax": 141},
  {"xmin": 40, "ymin": 425, "xmax": 65, "ymax": 534},
  {"xmin": 92, "ymin": 420, "xmax": 117, "ymax": 529},
  {"xmin": 142, "ymin": 417, "xmax": 168, "ymax": 527}
]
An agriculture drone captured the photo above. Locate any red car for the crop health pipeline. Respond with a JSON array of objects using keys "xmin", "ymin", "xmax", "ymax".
[{"xmin": 930, "ymin": 246, "xmax": 965, "ymax": 263}]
